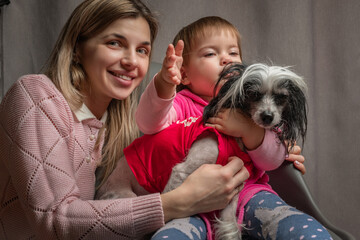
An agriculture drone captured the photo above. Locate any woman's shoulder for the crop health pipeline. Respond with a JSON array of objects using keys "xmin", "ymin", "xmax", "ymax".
[
  {"xmin": 0, "ymin": 74, "xmax": 73, "ymax": 133},
  {"xmin": 16, "ymin": 74, "xmax": 61, "ymax": 98},
  {"xmin": 2, "ymin": 74, "xmax": 60, "ymax": 102}
]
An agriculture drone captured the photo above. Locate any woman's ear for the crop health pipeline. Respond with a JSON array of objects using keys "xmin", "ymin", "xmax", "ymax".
[{"xmin": 181, "ymin": 66, "xmax": 191, "ymax": 85}]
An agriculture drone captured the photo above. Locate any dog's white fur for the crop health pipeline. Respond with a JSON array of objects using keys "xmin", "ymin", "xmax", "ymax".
[{"xmin": 96, "ymin": 63, "xmax": 307, "ymax": 240}]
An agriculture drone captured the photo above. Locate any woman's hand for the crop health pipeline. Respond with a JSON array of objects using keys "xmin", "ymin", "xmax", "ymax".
[
  {"xmin": 285, "ymin": 144, "xmax": 306, "ymax": 174},
  {"xmin": 160, "ymin": 156, "xmax": 249, "ymax": 222}
]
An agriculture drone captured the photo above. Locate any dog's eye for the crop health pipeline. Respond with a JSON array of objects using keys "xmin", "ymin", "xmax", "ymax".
[
  {"xmin": 247, "ymin": 91, "xmax": 263, "ymax": 102},
  {"xmin": 274, "ymin": 94, "xmax": 288, "ymax": 105}
]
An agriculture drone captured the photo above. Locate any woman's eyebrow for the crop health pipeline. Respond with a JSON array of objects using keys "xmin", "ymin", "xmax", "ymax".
[{"xmin": 104, "ymin": 33, "xmax": 151, "ymax": 46}]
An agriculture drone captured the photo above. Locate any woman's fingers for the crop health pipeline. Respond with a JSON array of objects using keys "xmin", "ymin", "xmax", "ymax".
[{"xmin": 224, "ymin": 156, "xmax": 249, "ymax": 193}]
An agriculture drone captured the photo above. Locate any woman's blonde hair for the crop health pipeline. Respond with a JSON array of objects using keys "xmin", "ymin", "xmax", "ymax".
[
  {"xmin": 43, "ymin": 0, "xmax": 158, "ymax": 188},
  {"xmin": 173, "ymin": 16, "xmax": 242, "ymax": 92}
]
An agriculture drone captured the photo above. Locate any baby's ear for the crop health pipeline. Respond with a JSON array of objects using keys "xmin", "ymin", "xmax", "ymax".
[{"xmin": 180, "ymin": 66, "xmax": 191, "ymax": 85}]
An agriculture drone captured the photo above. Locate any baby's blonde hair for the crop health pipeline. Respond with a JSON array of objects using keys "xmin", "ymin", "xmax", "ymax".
[
  {"xmin": 172, "ymin": 16, "xmax": 242, "ymax": 92},
  {"xmin": 43, "ymin": 0, "xmax": 158, "ymax": 189}
]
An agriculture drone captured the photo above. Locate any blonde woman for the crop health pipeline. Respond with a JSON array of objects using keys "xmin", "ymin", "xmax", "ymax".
[{"xmin": 0, "ymin": 0, "xmax": 249, "ymax": 239}]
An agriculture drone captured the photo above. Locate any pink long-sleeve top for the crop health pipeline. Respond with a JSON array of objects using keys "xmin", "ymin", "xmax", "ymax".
[
  {"xmin": 136, "ymin": 77, "xmax": 286, "ymax": 171},
  {"xmin": 0, "ymin": 74, "xmax": 164, "ymax": 239}
]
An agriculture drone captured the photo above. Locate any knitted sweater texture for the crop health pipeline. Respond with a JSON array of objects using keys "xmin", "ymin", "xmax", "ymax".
[{"xmin": 0, "ymin": 74, "xmax": 164, "ymax": 239}]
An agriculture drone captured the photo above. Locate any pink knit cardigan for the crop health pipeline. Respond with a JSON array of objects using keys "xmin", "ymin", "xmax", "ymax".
[{"xmin": 0, "ymin": 74, "xmax": 164, "ymax": 239}]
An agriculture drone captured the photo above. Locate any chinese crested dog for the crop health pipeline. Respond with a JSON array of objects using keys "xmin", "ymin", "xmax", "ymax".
[{"xmin": 205, "ymin": 63, "xmax": 307, "ymax": 149}]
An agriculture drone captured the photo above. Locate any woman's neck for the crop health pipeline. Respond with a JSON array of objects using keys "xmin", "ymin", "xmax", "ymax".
[{"xmin": 83, "ymin": 95, "xmax": 110, "ymax": 120}]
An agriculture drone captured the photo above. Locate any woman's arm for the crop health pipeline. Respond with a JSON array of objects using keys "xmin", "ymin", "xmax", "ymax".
[
  {"xmin": 161, "ymin": 156, "xmax": 249, "ymax": 222},
  {"xmin": 0, "ymin": 75, "xmax": 164, "ymax": 239}
]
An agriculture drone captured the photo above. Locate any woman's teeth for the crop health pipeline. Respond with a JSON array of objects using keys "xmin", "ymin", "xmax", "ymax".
[{"xmin": 111, "ymin": 72, "xmax": 132, "ymax": 80}]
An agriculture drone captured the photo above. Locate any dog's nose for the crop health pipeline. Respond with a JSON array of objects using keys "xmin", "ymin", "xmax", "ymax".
[{"xmin": 260, "ymin": 111, "xmax": 274, "ymax": 125}]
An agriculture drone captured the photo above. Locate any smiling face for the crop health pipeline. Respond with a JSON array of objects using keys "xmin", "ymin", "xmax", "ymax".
[
  {"xmin": 77, "ymin": 16, "xmax": 151, "ymax": 117},
  {"xmin": 182, "ymin": 29, "xmax": 242, "ymax": 102}
]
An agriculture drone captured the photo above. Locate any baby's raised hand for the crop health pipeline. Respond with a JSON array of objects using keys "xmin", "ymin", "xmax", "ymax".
[
  {"xmin": 160, "ymin": 40, "xmax": 184, "ymax": 86},
  {"xmin": 154, "ymin": 40, "xmax": 184, "ymax": 99}
]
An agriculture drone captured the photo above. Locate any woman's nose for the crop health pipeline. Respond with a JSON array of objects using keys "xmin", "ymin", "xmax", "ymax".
[{"xmin": 121, "ymin": 50, "xmax": 138, "ymax": 69}]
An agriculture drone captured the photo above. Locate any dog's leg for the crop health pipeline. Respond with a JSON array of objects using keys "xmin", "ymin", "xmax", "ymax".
[
  {"xmin": 215, "ymin": 192, "xmax": 243, "ymax": 240},
  {"xmin": 96, "ymin": 156, "xmax": 149, "ymax": 199},
  {"xmin": 163, "ymin": 133, "xmax": 219, "ymax": 193}
]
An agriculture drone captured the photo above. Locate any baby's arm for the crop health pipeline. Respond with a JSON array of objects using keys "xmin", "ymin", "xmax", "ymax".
[
  {"xmin": 135, "ymin": 41, "xmax": 184, "ymax": 134},
  {"xmin": 136, "ymin": 78, "xmax": 178, "ymax": 134},
  {"xmin": 206, "ymin": 109, "xmax": 285, "ymax": 171}
]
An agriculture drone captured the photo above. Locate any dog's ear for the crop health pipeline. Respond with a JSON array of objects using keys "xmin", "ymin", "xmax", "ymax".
[
  {"xmin": 279, "ymin": 80, "xmax": 307, "ymax": 149},
  {"xmin": 203, "ymin": 63, "xmax": 246, "ymax": 123}
]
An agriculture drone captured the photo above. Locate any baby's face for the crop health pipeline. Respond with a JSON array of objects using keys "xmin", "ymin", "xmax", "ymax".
[{"xmin": 182, "ymin": 30, "xmax": 242, "ymax": 102}]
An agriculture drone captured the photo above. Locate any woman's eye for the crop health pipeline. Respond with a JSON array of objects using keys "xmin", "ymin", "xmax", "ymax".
[
  {"xmin": 137, "ymin": 48, "xmax": 149, "ymax": 56},
  {"xmin": 107, "ymin": 41, "xmax": 121, "ymax": 47}
]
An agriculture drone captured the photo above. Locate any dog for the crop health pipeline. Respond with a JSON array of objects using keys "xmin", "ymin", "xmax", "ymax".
[
  {"xmin": 205, "ymin": 63, "xmax": 307, "ymax": 150},
  {"xmin": 96, "ymin": 63, "xmax": 307, "ymax": 240}
]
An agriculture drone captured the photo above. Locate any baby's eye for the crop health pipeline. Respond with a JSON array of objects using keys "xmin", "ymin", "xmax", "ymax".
[
  {"xmin": 230, "ymin": 51, "xmax": 239, "ymax": 56},
  {"xmin": 204, "ymin": 52, "xmax": 216, "ymax": 57}
]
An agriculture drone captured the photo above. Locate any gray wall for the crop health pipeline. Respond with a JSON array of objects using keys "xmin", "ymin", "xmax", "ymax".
[{"xmin": 1, "ymin": 0, "xmax": 359, "ymax": 238}]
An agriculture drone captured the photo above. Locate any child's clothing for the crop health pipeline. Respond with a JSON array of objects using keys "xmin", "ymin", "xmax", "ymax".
[
  {"xmin": 124, "ymin": 116, "xmax": 277, "ymax": 239},
  {"xmin": 0, "ymin": 75, "xmax": 165, "ymax": 239},
  {"xmin": 151, "ymin": 216, "xmax": 207, "ymax": 240},
  {"xmin": 151, "ymin": 192, "xmax": 333, "ymax": 240},
  {"xmin": 242, "ymin": 191, "xmax": 332, "ymax": 240},
  {"xmin": 125, "ymin": 116, "xmax": 253, "ymax": 193},
  {"xmin": 135, "ymin": 76, "xmax": 286, "ymax": 171}
]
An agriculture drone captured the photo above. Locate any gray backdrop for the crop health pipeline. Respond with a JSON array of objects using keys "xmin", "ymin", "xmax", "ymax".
[{"xmin": 1, "ymin": 0, "xmax": 359, "ymax": 238}]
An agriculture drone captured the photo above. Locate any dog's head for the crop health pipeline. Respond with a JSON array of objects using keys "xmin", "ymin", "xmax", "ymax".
[{"xmin": 203, "ymin": 63, "xmax": 308, "ymax": 149}]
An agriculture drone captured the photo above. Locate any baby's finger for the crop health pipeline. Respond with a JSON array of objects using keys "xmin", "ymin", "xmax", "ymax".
[
  {"xmin": 206, "ymin": 116, "xmax": 222, "ymax": 124},
  {"xmin": 165, "ymin": 70, "xmax": 181, "ymax": 85},
  {"xmin": 174, "ymin": 40, "xmax": 184, "ymax": 57},
  {"xmin": 204, "ymin": 123, "xmax": 224, "ymax": 132},
  {"xmin": 164, "ymin": 56, "xmax": 177, "ymax": 70},
  {"xmin": 286, "ymin": 153, "xmax": 305, "ymax": 164},
  {"xmin": 293, "ymin": 161, "xmax": 306, "ymax": 175},
  {"xmin": 288, "ymin": 144, "xmax": 302, "ymax": 154},
  {"xmin": 165, "ymin": 44, "xmax": 175, "ymax": 58}
]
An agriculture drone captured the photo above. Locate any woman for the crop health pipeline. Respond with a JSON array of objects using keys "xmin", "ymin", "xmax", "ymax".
[{"xmin": 0, "ymin": 0, "xmax": 248, "ymax": 239}]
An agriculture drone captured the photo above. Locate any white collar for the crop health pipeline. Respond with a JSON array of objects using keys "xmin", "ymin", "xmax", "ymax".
[{"xmin": 74, "ymin": 103, "xmax": 108, "ymax": 124}]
